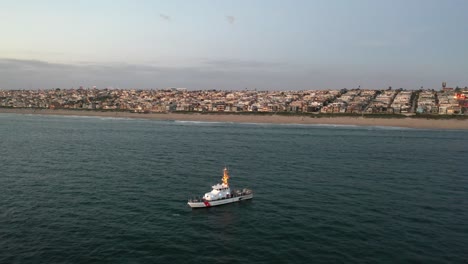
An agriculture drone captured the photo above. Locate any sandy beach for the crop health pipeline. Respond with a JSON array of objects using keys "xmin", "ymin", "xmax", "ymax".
[{"xmin": 1, "ymin": 108, "xmax": 468, "ymax": 130}]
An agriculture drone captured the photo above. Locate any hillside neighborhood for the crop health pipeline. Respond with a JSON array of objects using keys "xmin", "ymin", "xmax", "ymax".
[{"xmin": 1, "ymin": 86, "xmax": 467, "ymax": 115}]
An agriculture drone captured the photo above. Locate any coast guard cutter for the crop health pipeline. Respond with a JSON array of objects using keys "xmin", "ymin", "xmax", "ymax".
[{"xmin": 187, "ymin": 168, "xmax": 253, "ymax": 208}]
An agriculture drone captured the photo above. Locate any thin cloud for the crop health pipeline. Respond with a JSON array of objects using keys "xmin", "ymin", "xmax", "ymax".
[
  {"xmin": 0, "ymin": 58, "xmax": 312, "ymax": 90},
  {"xmin": 1, "ymin": 58, "xmax": 446, "ymax": 90},
  {"xmin": 0, "ymin": 58, "xmax": 77, "ymax": 71},
  {"xmin": 202, "ymin": 59, "xmax": 285, "ymax": 70},
  {"xmin": 159, "ymin": 14, "xmax": 171, "ymax": 21},
  {"xmin": 226, "ymin": 16, "xmax": 235, "ymax": 24}
]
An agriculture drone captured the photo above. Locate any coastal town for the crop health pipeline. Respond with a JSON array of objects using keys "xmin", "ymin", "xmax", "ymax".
[{"xmin": 1, "ymin": 84, "xmax": 467, "ymax": 115}]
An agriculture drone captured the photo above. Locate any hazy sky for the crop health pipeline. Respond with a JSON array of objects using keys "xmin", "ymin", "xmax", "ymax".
[{"xmin": 1, "ymin": 0, "xmax": 467, "ymax": 90}]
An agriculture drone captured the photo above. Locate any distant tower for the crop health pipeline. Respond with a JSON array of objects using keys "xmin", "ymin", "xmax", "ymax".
[{"xmin": 442, "ymin": 82, "xmax": 447, "ymax": 89}]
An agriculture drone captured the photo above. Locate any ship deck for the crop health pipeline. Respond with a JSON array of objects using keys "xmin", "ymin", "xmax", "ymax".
[{"xmin": 188, "ymin": 189, "xmax": 252, "ymax": 203}]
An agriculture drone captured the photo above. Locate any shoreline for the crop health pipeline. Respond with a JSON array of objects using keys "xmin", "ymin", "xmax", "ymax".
[{"xmin": 1, "ymin": 108, "xmax": 468, "ymax": 130}]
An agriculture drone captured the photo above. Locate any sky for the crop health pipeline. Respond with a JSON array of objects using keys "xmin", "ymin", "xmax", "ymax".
[{"xmin": 1, "ymin": 0, "xmax": 467, "ymax": 90}]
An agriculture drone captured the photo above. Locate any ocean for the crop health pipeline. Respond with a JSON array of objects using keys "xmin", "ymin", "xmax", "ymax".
[{"xmin": 0, "ymin": 113, "xmax": 467, "ymax": 263}]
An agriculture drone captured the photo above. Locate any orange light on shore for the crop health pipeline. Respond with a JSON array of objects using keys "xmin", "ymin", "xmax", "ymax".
[{"xmin": 222, "ymin": 167, "xmax": 230, "ymax": 186}]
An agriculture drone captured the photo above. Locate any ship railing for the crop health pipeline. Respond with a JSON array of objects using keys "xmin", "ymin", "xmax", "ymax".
[
  {"xmin": 189, "ymin": 190, "xmax": 252, "ymax": 203},
  {"xmin": 188, "ymin": 197, "xmax": 204, "ymax": 203}
]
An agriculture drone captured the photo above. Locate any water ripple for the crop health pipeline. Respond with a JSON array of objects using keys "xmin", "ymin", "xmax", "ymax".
[{"xmin": 0, "ymin": 114, "xmax": 467, "ymax": 263}]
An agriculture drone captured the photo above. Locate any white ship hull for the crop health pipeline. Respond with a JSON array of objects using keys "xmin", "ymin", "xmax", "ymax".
[{"xmin": 188, "ymin": 193, "xmax": 253, "ymax": 208}]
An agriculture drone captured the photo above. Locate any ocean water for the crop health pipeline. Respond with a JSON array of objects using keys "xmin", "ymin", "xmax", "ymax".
[{"xmin": 0, "ymin": 113, "xmax": 467, "ymax": 263}]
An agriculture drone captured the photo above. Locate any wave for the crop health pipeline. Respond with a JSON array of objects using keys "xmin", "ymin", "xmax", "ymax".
[
  {"xmin": 26, "ymin": 114, "xmax": 143, "ymax": 121},
  {"xmin": 367, "ymin": 125, "xmax": 415, "ymax": 130},
  {"xmin": 171, "ymin": 120, "xmax": 417, "ymax": 130},
  {"xmin": 173, "ymin": 120, "xmax": 233, "ymax": 125}
]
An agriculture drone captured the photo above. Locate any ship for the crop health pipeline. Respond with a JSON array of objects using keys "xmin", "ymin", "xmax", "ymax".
[{"xmin": 187, "ymin": 167, "xmax": 253, "ymax": 208}]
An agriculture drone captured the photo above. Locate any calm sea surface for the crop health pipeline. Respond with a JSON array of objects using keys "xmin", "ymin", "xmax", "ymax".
[{"xmin": 0, "ymin": 113, "xmax": 467, "ymax": 263}]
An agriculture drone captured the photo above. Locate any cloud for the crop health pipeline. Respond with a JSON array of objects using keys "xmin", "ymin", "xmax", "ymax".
[
  {"xmin": 0, "ymin": 58, "xmax": 303, "ymax": 90},
  {"xmin": 226, "ymin": 15, "xmax": 235, "ymax": 24},
  {"xmin": 202, "ymin": 59, "xmax": 285, "ymax": 70},
  {"xmin": 159, "ymin": 14, "xmax": 171, "ymax": 21},
  {"xmin": 1, "ymin": 58, "xmax": 453, "ymax": 90},
  {"xmin": 0, "ymin": 58, "xmax": 81, "ymax": 72}
]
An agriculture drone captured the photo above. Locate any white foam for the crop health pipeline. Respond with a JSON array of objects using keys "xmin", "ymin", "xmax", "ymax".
[
  {"xmin": 173, "ymin": 120, "xmax": 231, "ymax": 125},
  {"xmin": 367, "ymin": 125, "xmax": 415, "ymax": 130}
]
